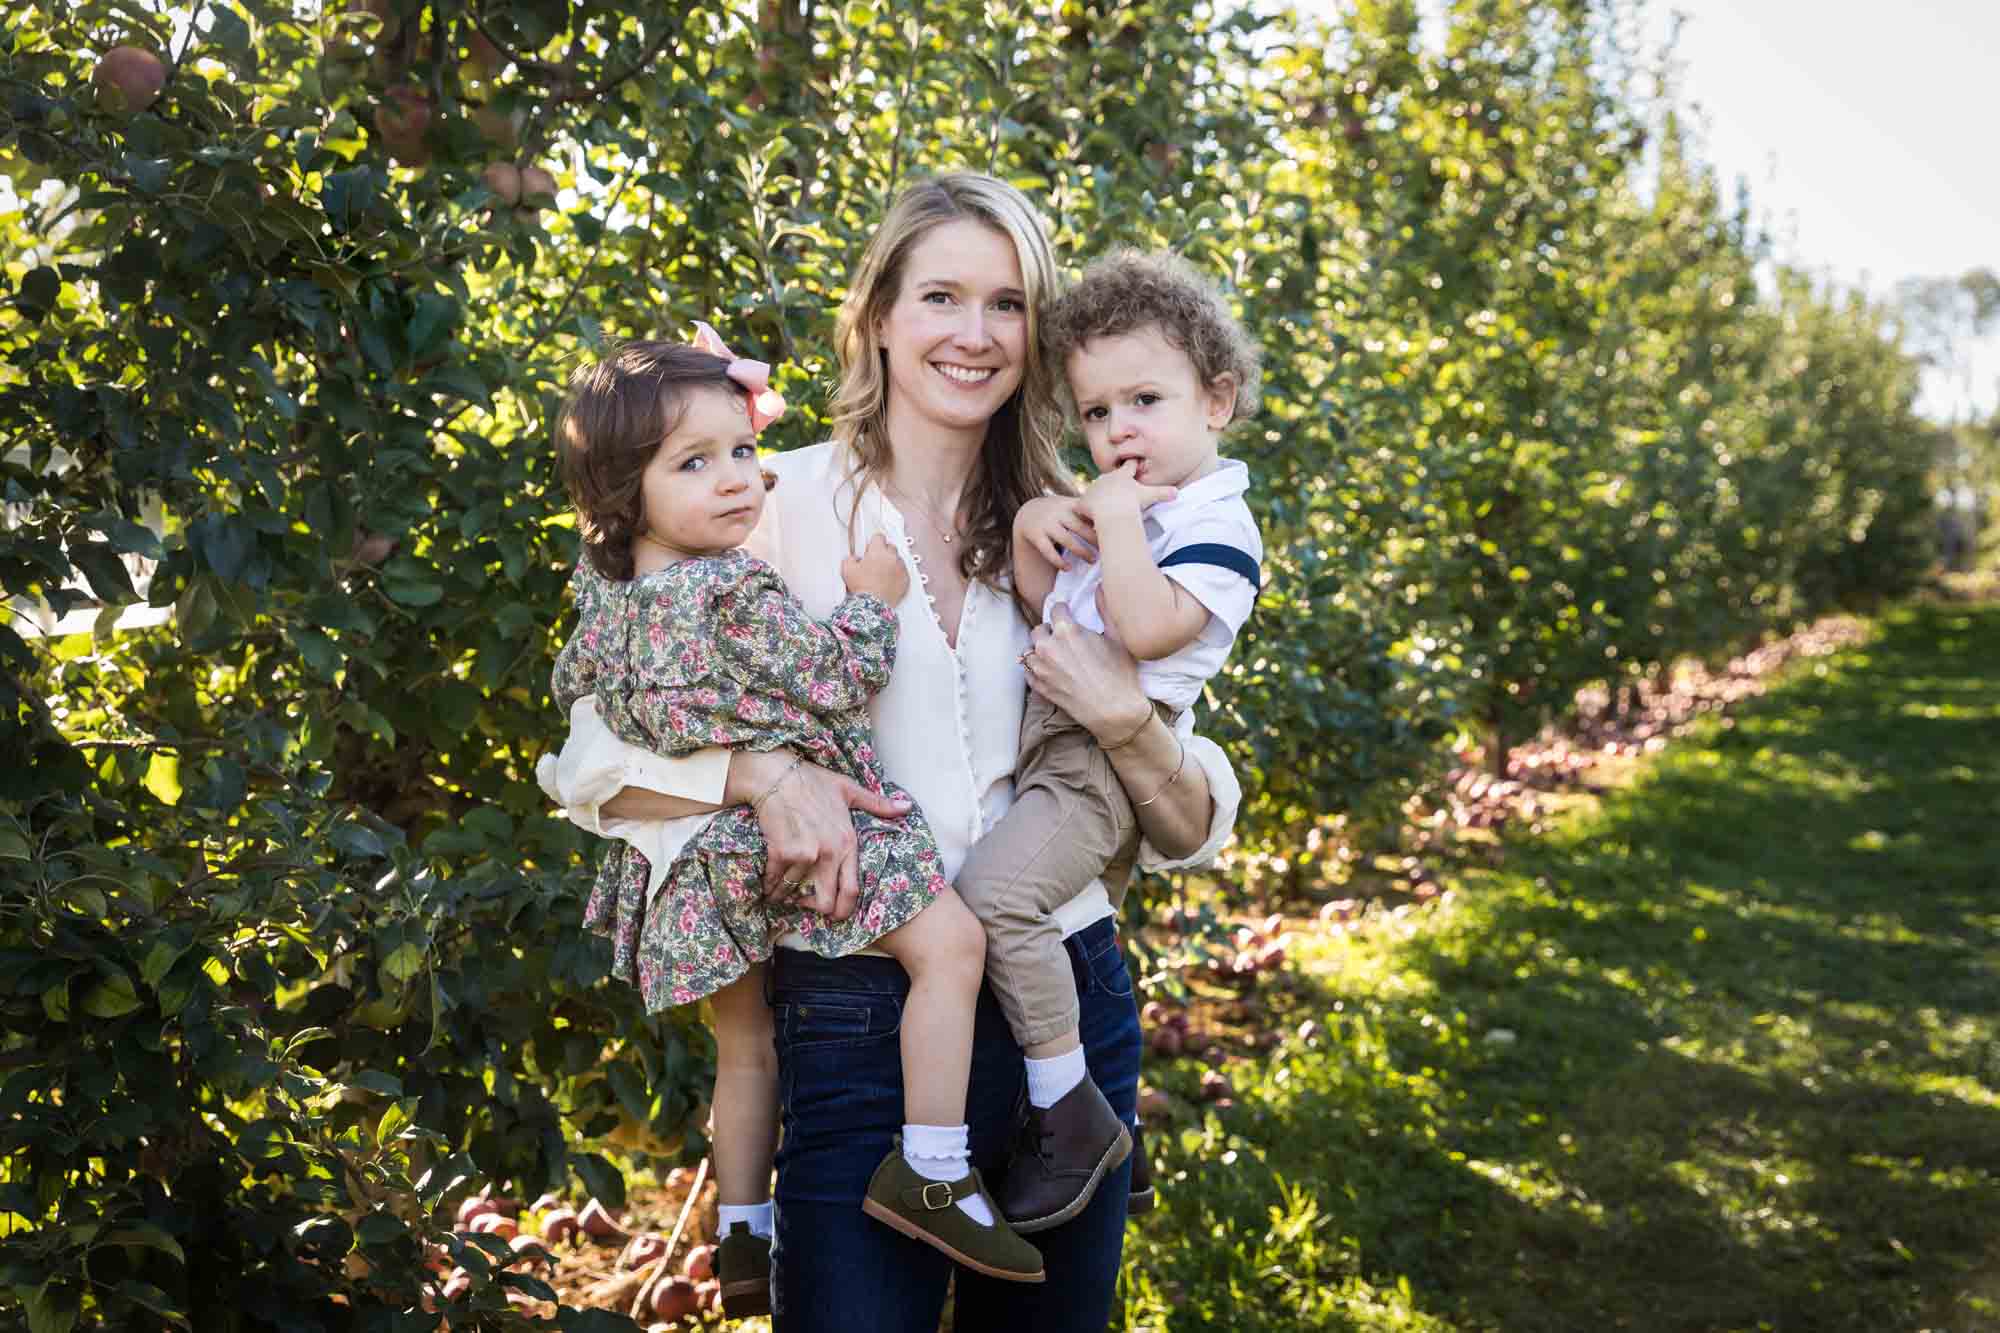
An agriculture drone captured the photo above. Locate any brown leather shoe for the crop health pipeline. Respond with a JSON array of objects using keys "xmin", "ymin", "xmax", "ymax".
[
  {"xmin": 1128, "ymin": 1121, "xmax": 1155, "ymax": 1214},
  {"xmin": 998, "ymin": 1076, "xmax": 1131, "ymax": 1233}
]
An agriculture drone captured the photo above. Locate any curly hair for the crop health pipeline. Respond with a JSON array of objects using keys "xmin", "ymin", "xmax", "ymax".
[
  {"xmin": 1044, "ymin": 249, "xmax": 1262, "ymax": 427},
  {"xmin": 554, "ymin": 340, "xmax": 743, "ymax": 581}
]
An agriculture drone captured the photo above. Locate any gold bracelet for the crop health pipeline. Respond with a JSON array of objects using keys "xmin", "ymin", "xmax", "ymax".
[
  {"xmin": 1099, "ymin": 707, "xmax": 1154, "ymax": 752},
  {"xmin": 1132, "ymin": 737, "xmax": 1186, "ymax": 808},
  {"xmin": 750, "ymin": 754, "xmax": 805, "ymax": 811}
]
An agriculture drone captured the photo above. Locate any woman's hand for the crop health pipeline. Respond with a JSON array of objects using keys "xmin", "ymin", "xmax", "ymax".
[
  {"xmin": 752, "ymin": 758, "xmax": 911, "ymax": 922},
  {"xmin": 1022, "ymin": 602, "xmax": 1216, "ymax": 860},
  {"xmin": 1019, "ymin": 601, "xmax": 1152, "ymax": 741}
]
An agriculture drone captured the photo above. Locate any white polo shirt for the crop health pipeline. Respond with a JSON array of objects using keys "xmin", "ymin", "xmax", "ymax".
[
  {"xmin": 537, "ymin": 441, "xmax": 1242, "ymax": 945},
  {"xmin": 1045, "ymin": 458, "xmax": 1262, "ymax": 711}
]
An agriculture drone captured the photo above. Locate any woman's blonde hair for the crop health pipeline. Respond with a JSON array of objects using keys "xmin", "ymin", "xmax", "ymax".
[{"xmin": 830, "ymin": 172, "xmax": 1074, "ymax": 588}]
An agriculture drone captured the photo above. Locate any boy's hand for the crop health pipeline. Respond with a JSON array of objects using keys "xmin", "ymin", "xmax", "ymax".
[
  {"xmin": 1014, "ymin": 496, "xmax": 1098, "ymax": 572},
  {"xmin": 1080, "ymin": 461, "xmax": 1178, "ymax": 524},
  {"xmin": 841, "ymin": 533, "xmax": 910, "ymax": 605}
]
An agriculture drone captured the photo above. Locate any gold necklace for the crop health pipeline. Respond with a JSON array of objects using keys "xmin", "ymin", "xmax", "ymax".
[{"xmin": 886, "ymin": 481, "xmax": 963, "ymax": 546}]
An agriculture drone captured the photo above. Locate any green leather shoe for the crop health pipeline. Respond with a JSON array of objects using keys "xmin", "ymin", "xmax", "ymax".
[{"xmin": 860, "ymin": 1147, "xmax": 1046, "ymax": 1283}]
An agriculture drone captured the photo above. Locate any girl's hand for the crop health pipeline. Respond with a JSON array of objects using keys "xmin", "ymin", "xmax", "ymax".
[
  {"xmin": 755, "ymin": 759, "xmax": 911, "ymax": 921},
  {"xmin": 1078, "ymin": 461, "xmax": 1178, "ymax": 525},
  {"xmin": 1020, "ymin": 601, "xmax": 1152, "ymax": 742},
  {"xmin": 840, "ymin": 533, "xmax": 910, "ymax": 605},
  {"xmin": 1014, "ymin": 496, "xmax": 1098, "ymax": 571}
]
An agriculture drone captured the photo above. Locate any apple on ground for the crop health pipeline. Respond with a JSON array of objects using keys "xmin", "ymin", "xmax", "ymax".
[
  {"xmin": 682, "ymin": 1243, "xmax": 716, "ymax": 1280},
  {"xmin": 651, "ymin": 1276, "xmax": 701, "ymax": 1320}
]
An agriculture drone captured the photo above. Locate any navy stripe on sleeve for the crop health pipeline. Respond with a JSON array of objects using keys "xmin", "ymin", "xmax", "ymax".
[{"xmin": 1158, "ymin": 542, "xmax": 1262, "ymax": 591}]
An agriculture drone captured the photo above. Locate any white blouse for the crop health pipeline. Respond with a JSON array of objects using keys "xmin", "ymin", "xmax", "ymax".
[{"xmin": 537, "ymin": 441, "xmax": 1242, "ymax": 943}]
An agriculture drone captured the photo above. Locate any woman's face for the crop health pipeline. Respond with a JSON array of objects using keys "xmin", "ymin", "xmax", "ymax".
[{"xmin": 874, "ymin": 218, "xmax": 1029, "ymax": 443}]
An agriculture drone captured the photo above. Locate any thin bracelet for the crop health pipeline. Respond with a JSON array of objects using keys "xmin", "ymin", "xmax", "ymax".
[
  {"xmin": 750, "ymin": 754, "xmax": 805, "ymax": 811},
  {"xmin": 1099, "ymin": 707, "xmax": 1154, "ymax": 752},
  {"xmin": 1132, "ymin": 737, "xmax": 1187, "ymax": 808}
]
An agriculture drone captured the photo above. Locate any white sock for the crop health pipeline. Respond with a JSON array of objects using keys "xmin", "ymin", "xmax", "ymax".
[
  {"xmin": 1025, "ymin": 1047, "xmax": 1088, "ymax": 1109},
  {"xmin": 718, "ymin": 1201, "xmax": 773, "ymax": 1240},
  {"xmin": 901, "ymin": 1123, "xmax": 995, "ymax": 1226}
]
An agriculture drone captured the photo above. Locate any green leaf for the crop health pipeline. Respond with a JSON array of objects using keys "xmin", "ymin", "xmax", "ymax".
[
  {"xmin": 0, "ymin": 827, "xmax": 30, "ymax": 861},
  {"xmin": 104, "ymin": 1223, "xmax": 187, "ymax": 1265},
  {"xmin": 80, "ymin": 969, "xmax": 143, "ymax": 1019},
  {"xmin": 20, "ymin": 1280, "xmax": 79, "ymax": 1333},
  {"xmin": 380, "ymin": 938, "xmax": 427, "ymax": 987},
  {"xmin": 571, "ymin": 1152, "xmax": 625, "ymax": 1211},
  {"xmin": 18, "ymin": 266, "xmax": 61, "ymax": 317},
  {"xmin": 328, "ymin": 820, "xmax": 387, "ymax": 859},
  {"xmin": 349, "ymin": 1070, "xmax": 403, "ymax": 1097},
  {"xmin": 383, "ymin": 578, "xmax": 444, "ymax": 607},
  {"xmin": 140, "ymin": 938, "xmax": 192, "ymax": 989},
  {"xmin": 143, "ymin": 753, "xmax": 183, "ymax": 806},
  {"xmin": 70, "ymin": 542, "xmax": 138, "ymax": 604},
  {"xmin": 41, "ymin": 982, "xmax": 70, "ymax": 1023}
]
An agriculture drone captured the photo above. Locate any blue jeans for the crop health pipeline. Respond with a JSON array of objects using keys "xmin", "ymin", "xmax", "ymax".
[{"xmin": 767, "ymin": 916, "xmax": 1142, "ymax": 1332}]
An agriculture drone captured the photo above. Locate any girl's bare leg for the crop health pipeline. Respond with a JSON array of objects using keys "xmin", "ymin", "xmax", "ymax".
[
  {"xmin": 708, "ymin": 966, "xmax": 778, "ymax": 1206},
  {"xmin": 874, "ymin": 887, "xmax": 986, "ymax": 1126}
]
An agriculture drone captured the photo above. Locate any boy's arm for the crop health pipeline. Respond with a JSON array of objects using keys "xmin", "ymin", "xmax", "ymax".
[
  {"xmin": 1078, "ymin": 465, "xmax": 1208, "ymax": 660},
  {"xmin": 1089, "ymin": 507, "xmax": 1212, "ymax": 660}
]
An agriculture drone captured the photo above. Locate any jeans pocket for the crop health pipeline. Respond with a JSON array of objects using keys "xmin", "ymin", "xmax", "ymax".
[
  {"xmin": 1076, "ymin": 930, "xmax": 1135, "ymax": 1000},
  {"xmin": 776, "ymin": 992, "xmax": 900, "ymax": 1050}
]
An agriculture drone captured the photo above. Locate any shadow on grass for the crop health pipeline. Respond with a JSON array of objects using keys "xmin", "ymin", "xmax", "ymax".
[{"xmin": 1127, "ymin": 603, "xmax": 2000, "ymax": 1331}]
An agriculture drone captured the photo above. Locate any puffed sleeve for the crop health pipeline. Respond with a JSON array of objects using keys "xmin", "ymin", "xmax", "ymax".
[{"xmin": 712, "ymin": 558, "xmax": 899, "ymax": 710}]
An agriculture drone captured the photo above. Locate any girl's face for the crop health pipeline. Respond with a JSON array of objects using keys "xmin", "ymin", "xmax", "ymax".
[
  {"xmin": 637, "ymin": 387, "xmax": 765, "ymax": 560},
  {"xmin": 874, "ymin": 218, "xmax": 1029, "ymax": 443}
]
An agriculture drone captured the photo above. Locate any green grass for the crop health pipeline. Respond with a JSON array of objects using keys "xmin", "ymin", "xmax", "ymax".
[{"xmin": 1122, "ymin": 601, "xmax": 2000, "ymax": 1332}]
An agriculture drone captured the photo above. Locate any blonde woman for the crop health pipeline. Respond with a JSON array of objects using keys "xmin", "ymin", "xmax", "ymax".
[{"xmin": 547, "ymin": 172, "xmax": 1240, "ymax": 1330}]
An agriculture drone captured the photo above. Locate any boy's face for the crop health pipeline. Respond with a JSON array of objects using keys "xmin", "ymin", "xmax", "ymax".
[
  {"xmin": 1066, "ymin": 324, "xmax": 1234, "ymax": 489},
  {"xmin": 637, "ymin": 387, "xmax": 766, "ymax": 559}
]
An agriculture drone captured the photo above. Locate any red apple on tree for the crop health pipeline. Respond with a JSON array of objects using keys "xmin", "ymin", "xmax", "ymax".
[
  {"xmin": 373, "ymin": 86, "xmax": 433, "ymax": 166},
  {"xmin": 94, "ymin": 45, "xmax": 167, "ymax": 114}
]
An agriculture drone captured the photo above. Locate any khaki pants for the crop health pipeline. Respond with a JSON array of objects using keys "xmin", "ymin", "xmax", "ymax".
[{"xmin": 955, "ymin": 692, "xmax": 1168, "ymax": 1046}]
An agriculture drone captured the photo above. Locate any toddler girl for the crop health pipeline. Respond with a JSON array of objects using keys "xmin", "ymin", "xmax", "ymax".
[{"xmin": 542, "ymin": 331, "xmax": 1044, "ymax": 1315}]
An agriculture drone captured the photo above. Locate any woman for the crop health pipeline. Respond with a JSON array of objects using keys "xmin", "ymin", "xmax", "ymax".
[{"xmin": 552, "ymin": 172, "xmax": 1240, "ymax": 1330}]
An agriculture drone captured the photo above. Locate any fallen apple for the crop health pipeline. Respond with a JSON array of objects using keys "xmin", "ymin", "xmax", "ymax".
[
  {"xmin": 619, "ymin": 1232, "xmax": 668, "ymax": 1270},
  {"xmin": 578, "ymin": 1198, "xmax": 627, "ymax": 1240},
  {"xmin": 651, "ymin": 1276, "xmax": 701, "ymax": 1320},
  {"xmin": 538, "ymin": 1208, "xmax": 580, "ymax": 1245},
  {"xmin": 682, "ymin": 1243, "xmax": 716, "ymax": 1281}
]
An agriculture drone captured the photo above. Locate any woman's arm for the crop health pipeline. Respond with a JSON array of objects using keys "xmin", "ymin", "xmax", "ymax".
[
  {"xmin": 591, "ymin": 749, "xmax": 912, "ymax": 922},
  {"xmin": 1019, "ymin": 603, "xmax": 1218, "ymax": 859}
]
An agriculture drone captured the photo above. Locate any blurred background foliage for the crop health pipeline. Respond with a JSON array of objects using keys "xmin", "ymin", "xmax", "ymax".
[{"xmin": 0, "ymin": 0, "xmax": 1950, "ymax": 1326}]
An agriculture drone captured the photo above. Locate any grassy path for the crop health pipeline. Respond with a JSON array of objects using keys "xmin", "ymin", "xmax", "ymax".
[{"xmin": 1122, "ymin": 601, "xmax": 2000, "ymax": 1331}]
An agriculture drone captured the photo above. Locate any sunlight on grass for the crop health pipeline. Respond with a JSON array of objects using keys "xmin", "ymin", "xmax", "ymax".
[{"xmin": 1124, "ymin": 603, "xmax": 2000, "ymax": 1330}]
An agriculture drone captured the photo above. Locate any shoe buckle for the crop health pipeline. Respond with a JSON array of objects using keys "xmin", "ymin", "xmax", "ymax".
[{"xmin": 919, "ymin": 1181, "xmax": 954, "ymax": 1211}]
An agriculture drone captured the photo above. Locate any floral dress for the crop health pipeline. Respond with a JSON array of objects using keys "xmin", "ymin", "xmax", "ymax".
[{"xmin": 551, "ymin": 549, "xmax": 947, "ymax": 1011}]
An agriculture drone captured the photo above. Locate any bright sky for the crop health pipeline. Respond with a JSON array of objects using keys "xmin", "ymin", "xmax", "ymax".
[{"xmin": 1650, "ymin": 0, "xmax": 2000, "ymax": 418}]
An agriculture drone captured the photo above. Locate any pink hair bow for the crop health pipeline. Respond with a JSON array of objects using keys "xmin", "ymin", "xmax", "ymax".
[{"xmin": 692, "ymin": 321, "xmax": 786, "ymax": 434}]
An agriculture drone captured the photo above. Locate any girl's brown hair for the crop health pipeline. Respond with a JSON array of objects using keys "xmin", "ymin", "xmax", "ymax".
[
  {"xmin": 555, "ymin": 340, "xmax": 740, "ymax": 580},
  {"xmin": 829, "ymin": 172, "xmax": 1075, "ymax": 588}
]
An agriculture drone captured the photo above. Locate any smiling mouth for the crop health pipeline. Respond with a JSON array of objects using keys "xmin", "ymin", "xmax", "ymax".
[{"xmin": 933, "ymin": 362, "xmax": 997, "ymax": 386}]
